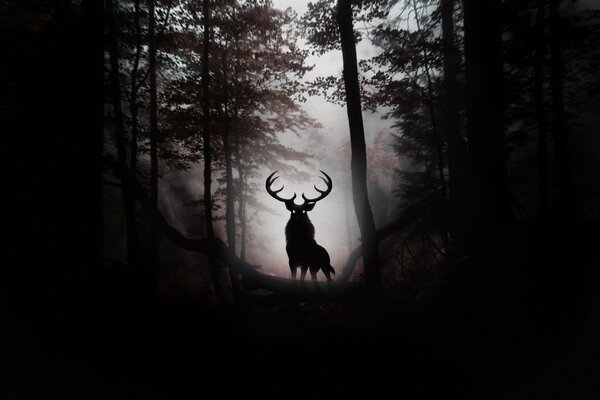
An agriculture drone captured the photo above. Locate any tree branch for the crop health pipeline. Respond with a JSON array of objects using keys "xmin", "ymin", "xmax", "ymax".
[{"xmin": 338, "ymin": 199, "xmax": 429, "ymax": 282}]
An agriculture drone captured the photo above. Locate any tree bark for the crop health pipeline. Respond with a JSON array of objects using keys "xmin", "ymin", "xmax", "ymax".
[
  {"xmin": 549, "ymin": 0, "xmax": 571, "ymax": 223},
  {"xmin": 202, "ymin": 0, "xmax": 226, "ymax": 302},
  {"xmin": 337, "ymin": 0, "xmax": 381, "ymax": 293}
]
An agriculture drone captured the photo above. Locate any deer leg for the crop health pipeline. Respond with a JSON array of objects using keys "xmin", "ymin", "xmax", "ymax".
[
  {"xmin": 290, "ymin": 266, "xmax": 297, "ymax": 280},
  {"xmin": 300, "ymin": 266, "xmax": 308, "ymax": 281},
  {"xmin": 309, "ymin": 265, "xmax": 319, "ymax": 281}
]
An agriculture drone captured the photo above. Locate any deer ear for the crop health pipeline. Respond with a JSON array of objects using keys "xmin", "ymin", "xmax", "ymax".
[
  {"xmin": 285, "ymin": 202, "xmax": 295, "ymax": 211},
  {"xmin": 304, "ymin": 202, "xmax": 316, "ymax": 211}
]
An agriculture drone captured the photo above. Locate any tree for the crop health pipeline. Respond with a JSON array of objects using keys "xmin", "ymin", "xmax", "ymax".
[
  {"xmin": 534, "ymin": 0, "xmax": 550, "ymax": 222},
  {"xmin": 463, "ymin": 0, "xmax": 511, "ymax": 254},
  {"xmin": 440, "ymin": 0, "xmax": 468, "ymax": 253},
  {"xmin": 82, "ymin": 0, "xmax": 105, "ymax": 298},
  {"xmin": 337, "ymin": 0, "xmax": 382, "ymax": 292},
  {"xmin": 201, "ymin": 0, "xmax": 227, "ymax": 302},
  {"xmin": 147, "ymin": 0, "xmax": 160, "ymax": 299},
  {"xmin": 125, "ymin": 0, "xmax": 143, "ymax": 272},
  {"xmin": 106, "ymin": 0, "xmax": 137, "ymax": 276},
  {"xmin": 549, "ymin": 0, "xmax": 571, "ymax": 223}
]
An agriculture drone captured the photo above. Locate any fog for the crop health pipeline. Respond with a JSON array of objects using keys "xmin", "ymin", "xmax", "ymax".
[{"xmin": 151, "ymin": 0, "xmax": 401, "ymax": 279}]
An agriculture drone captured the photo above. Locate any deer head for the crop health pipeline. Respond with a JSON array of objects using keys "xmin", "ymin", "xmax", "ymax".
[{"xmin": 266, "ymin": 170, "xmax": 333, "ymax": 217}]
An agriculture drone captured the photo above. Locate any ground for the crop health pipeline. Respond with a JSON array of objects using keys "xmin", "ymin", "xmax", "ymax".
[{"xmin": 4, "ymin": 224, "xmax": 599, "ymax": 398}]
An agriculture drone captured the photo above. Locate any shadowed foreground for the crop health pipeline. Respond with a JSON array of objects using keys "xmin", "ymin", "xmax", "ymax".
[{"xmin": 5, "ymin": 224, "xmax": 600, "ymax": 399}]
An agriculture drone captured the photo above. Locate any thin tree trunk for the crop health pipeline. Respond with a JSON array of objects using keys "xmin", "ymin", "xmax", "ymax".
[
  {"xmin": 337, "ymin": 0, "xmax": 381, "ymax": 293},
  {"xmin": 82, "ymin": 0, "xmax": 104, "ymax": 297},
  {"xmin": 202, "ymin": 0, "xmax": 226, "ymax": 302},
  {"xmin": 240, "ymin": 180, "xmax": 248, "ymax": 262},
  {"xmin": 344, "ymin": 197, "xmax": 354, "ymax": 252},
  {"xmin": 126, "ymin": 0, "xmax": 142, "ymax": 273},
  {"xmin": 535, "ymin": 0, "xmax": 550, "ymax": 222},
  {"xmin": 107, "ymin": 0, "xmax": 136, "ymax": 271},
  {"xmin": 148, "ymin": 0, "xmax": 159, "ymax": 298},
  {"xmin": 441, "ymin": 0, "xmax": 468, "ymax": 254},
  {"xmin": 128, "ymin": 100, "xmax": 139, "ymax": 268},
  {"xmin": 235, "ymin": 131, "xmax": 248, "ymax": 263},
  {"xmin": 549, "ymin": 0, "xmax": 570, "ymax": 223},
  {"xmin": 221, "ymin": 47, "xmax": 242, "ymax": 298}
]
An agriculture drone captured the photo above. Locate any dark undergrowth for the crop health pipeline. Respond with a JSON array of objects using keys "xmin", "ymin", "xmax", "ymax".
[{"xmin": 4, "ymin": 222, "xmax": 599, "ymax": 399}]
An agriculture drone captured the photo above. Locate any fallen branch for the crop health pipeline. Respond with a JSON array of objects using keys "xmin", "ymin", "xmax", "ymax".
[{"xmin": 337, "ymin": 199, "xmax": 429, "ymax": 282}]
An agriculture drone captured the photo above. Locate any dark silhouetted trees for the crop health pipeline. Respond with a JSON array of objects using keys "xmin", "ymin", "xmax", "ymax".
[
  {"xmin": 337, "ymin": 0, "xmax": 382, "ymax": 292},
  {"xmin": 463, "ymin": 0, "xmax": 511, "ymax": 253}
]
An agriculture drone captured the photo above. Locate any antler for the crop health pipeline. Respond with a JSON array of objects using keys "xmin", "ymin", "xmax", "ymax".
[
  {"xmin": 302, "ymin": 171, "xmax": 333, "ymax": 203},
  {"xmin": 266, "ymin": 171, "xmax": 296, "ymax": 203}
]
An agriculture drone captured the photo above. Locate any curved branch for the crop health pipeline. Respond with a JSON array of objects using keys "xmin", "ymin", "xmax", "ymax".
[{"xmin": 338, "ymin": 200, "xmax": 429, "ymax": 282}]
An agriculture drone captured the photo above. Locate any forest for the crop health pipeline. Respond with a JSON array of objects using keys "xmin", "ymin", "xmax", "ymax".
[{"xmin": 3, "ymin": 0, "xmax": 600, "ymax": 398}]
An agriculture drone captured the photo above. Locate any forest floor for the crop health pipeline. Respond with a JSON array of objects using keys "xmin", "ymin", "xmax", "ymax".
[{"xmin": 4, "ymin": 223, "xmax": 600, "ymax": 399}]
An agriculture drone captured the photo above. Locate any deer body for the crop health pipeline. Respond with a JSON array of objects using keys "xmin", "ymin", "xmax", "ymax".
[
  {"xmin": 267, "ymin": 171, "xmax": 335, "ymax": 281},
  {"xmin": 285, "ymin": 213, "xmax": 335, "ymax": 281}
]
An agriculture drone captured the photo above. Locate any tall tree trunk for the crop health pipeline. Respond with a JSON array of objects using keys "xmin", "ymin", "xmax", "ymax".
[
  {"xmin": 202, "ymin": 0, "xmax": 226, "ymax": 302},
  {"xmin": 535, "ymin": 0, "xmax": 550, "ymax": 222},
  {"xmin": 549, "ymin": 0, "xmax": 571, "ymax": 223},
  {"xmin": 125, "ymin": 0, "xmax": 142, "ymax": 274},
  {"xmin": 238, "ymin": 178, "xmax": 248, "ymax": 263},
  {"xmin": 344, "ymin": 197, "xmax": 354, "ymax": 252},
  {"xmin": 337, "ymin": 0, "xmax": 381, "ymax": 293},
  {"xmin": 221, "ymin": 48, "xmax": 242, "ymax": 298},
  {"xmin": 239, "ymin": 176, "xmax": 248, "ymax": 263},
  {"xmin": 128, "ymin": 99, "xmax": 139, "ymax": 269},
  {"xmin": 148, "ymin": 0, "xmax": 159, "ymax": 299},
  {"xmin": 463, "ymin": 0, "xmax": 511, "ymax": 255},
  {"xmin": 107, "ymin": 0, "xmax": 136, "ymax": 271},
  {"xmin": 441, "ymin": 0, "xmax": 468, "ymax": 255},
  {"xmin": 81, "ymin": 0, "xmax": 104, "ymax": 299},
  {"xmin": 235, "ymin": 133, "xmax": 248, "ymax": 263}
]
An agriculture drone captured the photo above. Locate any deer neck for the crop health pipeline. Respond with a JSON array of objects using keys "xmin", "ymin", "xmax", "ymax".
[{"xmin": 284, "ymin": 215, "xmax": 315, "ymax": 244}]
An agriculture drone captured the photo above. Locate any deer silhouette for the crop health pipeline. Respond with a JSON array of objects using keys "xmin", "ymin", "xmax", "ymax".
[{"xmin": 266, "ymin": 171, "xmax": 335, "ymax": 282}]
